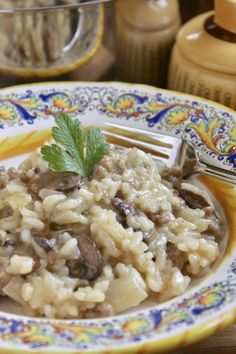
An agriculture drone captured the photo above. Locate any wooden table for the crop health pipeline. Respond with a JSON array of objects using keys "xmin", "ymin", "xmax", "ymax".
[{"xmin": 170, "ymin": 324, "xmax": 236, "ymax": 353}]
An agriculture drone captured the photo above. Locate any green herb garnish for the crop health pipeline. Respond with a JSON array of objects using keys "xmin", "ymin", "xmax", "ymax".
[{"xmin": 41, "ymin": 113, "xmax": 109, "ymax": 178}]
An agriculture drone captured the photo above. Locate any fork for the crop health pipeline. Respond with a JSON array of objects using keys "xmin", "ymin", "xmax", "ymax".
[{"xmin": 102, "ymin": 122, "xmax": 236, "ymax": 185}]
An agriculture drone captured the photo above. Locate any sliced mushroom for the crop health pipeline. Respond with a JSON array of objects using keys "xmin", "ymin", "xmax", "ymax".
[
  {"xmin": 28, "ymin": 171, "xmax": 83, "ymax": 196},
  {"xmin": 3, "ymin": 236, "xmax": 16, "ymax": 248},
  {"xmin": 2, "ymin": 232, "xmax": 18, "ymax": 249},
  {"xmin": 66, "ymin": 231, "xmax": 102, "ymax": 281},
  {"xmin": 161, "ymin": 164, "xmax": 182, "ymax": 188},
  {"xmin": 0, "ymin": 206, "xmax": 13, "ymax": 219},
  {"xmin": 0, "ymin": 167, "xmax": 19, "ymax": 190},
  {"xmin": 31, "ymin": 230, "xmax": 53, "ymax": 253},
  {"xmin": 7, "ymin": 168, "xmax": 19, "ymax": 181},
  {"xmin": 203, "ymin": 206, "xmax": 222, "ymax": 238},
  {"xmin": 178, "ymin": 183, "xmax": 212, "ymax": 209},
  {"xmin": 0, "ymin": 231, "xmax": 40, "ymax": 272},
  {"xmin": 142, "ymin": 229, "xmax": 161, "ymax": 253},
  {"xmin": 112, "ymin": 197, "xmax": 137, "ymax": 219},
  {"xmin": 142, "ymin": 230, "xmax": 156, "ymax": 244},
  {"xmin": 148, "ymin": 211, "xmax": 175, "ymax": 226}
]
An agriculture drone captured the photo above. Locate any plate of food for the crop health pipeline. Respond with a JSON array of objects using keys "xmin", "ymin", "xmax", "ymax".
[{"xmin": 0, "ymin": 81, "xmax": 235, "ymax": 354}]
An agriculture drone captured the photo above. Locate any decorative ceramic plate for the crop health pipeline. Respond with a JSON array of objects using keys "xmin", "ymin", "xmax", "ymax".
[{"xmin": 0, "ymin": 82, "xmax": 235, "ymax": 354}]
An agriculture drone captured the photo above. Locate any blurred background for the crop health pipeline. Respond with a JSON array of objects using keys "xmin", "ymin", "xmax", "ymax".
[
  {"xmin": 0, "ymin": 0, "xmax": 235, "ymax": 109},
  {"xmin": 0, "ymin": 0, "xmax": 214, "ymax": 84}
]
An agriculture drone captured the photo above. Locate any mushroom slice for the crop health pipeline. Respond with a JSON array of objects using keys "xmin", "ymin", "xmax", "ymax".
[
  {"xmin": 66, "ymin": 232, "xmax": 102, "ymax": 281},
  {"xmin": 203, "ymin": 206, "xmax": 222, "ymax": 238},
  {"xmin": 161, "ymin": 164, "xmax": 182, "ymax": 188},
  {"xmin": 0, "ymin": 206, "xmax": 13, "ymax": 219},
  {"xmin": 3, "ymin": 233, "xmax": 17, "ymax": 248},
  {"xmin": 148, "ymin": 211, "xmax": 175, "ymax": 226},
  {"xmin": 178, "ymin": 183, "xmax": 213, "ymax": 209},
  {"xmin": 31, "ymin": 230, "xmax": 53, "ymax": 253},
  {"xmin": 28, "ymin": 171, "xmax": 83, "ymax": 195},
  {"xmin": 112, "ymin": 197, "xmax": 137, "ymax": 219}
]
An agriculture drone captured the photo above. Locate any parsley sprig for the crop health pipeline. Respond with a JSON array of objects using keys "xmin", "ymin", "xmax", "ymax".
[{"xmin": 41, "ymin": 113, "xmax": 109, "ymax": 178}]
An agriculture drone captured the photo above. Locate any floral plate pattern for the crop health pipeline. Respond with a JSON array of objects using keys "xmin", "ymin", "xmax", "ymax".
[
  {"xmin": 0, "ymin": 82, "xmax": 235, "ymax": 354},
  {"xmin": 0, "ymin": 83, "xmax": 235, "ymax": 170}
]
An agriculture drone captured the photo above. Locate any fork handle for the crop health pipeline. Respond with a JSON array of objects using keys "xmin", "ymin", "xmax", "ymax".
[{"xmin": 189, "ymin": 165, "xmax": 236, "ymax": 185}]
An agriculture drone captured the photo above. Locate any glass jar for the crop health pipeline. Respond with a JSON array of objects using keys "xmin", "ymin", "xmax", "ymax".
[{"xmin": 0, "ymin": 0, "xmax": 115, "ymax": 86}]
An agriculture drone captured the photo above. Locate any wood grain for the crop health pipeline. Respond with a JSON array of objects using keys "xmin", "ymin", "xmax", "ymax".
[{"xmin": 170, "ymin": 324, "xmax": 236, "ymax": 353}]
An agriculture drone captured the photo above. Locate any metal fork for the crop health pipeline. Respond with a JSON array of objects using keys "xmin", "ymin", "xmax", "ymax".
[{"xmin": 103, "ymin": 122, "xmax": 236, "ymax": 185}]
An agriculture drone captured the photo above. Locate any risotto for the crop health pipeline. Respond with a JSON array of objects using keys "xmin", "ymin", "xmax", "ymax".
[{"xmin": 0, "ymin": 145, "xmax": 221, "ymax": 318}]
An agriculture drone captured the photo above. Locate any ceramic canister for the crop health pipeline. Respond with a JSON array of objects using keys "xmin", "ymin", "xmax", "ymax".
[
  {"xmin": 168, "ymin": 0, "xmax": 236, "ymax": 110},
  {"xmin": 115, "ymin": 0, "xmax": 180, "ymax": 87}
]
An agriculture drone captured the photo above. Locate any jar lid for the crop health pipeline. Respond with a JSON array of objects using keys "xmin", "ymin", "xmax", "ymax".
[
  {"xmin": 115, "ymin": 0, "xmax": 180, "ymax": 31},
  {"xmin": 215, "ymin": 0, "xmax": 236, "ymax": 34},
  {"xmin": 177, "ymin": 11, "xmax": 236, "ymax": 75}
]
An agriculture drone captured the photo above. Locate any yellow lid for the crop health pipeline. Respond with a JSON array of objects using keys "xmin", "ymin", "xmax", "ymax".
[
  {"xmin": 215, "ymin": 0, "xmax": 236, "ymax": 33},
  {"xmin": 115, "ymin": 0, "xmax": 180, "ymax": 31},
  {"xmin": 176, "ymin": 10, "xmax": 236, "ymax": 75}
]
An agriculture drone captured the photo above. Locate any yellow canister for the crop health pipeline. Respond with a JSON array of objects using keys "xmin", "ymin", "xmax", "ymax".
[{"xmin": 168, "ymin": 0, "xmax": 236, "ymax": 110}]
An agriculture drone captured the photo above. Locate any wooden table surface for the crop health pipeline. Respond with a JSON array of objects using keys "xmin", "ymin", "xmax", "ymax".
[{"xmin": 170, "ymin": 324, "xmax": 236, "ymax": 353}]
